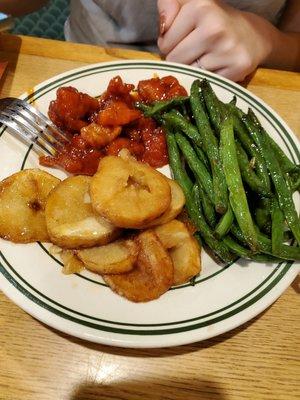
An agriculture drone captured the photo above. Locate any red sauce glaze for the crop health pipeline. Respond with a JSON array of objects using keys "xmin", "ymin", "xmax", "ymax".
[
  {"xmin": 98, "ymin": 101, "xmax": 141, "ymax": 126},
  {"xmin": 123, "ymin": 116, "xmax": 168, "ymax": 168},
  {"xmin": 41, "ymin": 75, "xmax": 187, "ymax": 175},
  {"xmin": 106, "ymin": 137, "xmax": 144, "ymax": 158},
  {"xmin": 81, "ymin": 123, "xmax": 122, "ymax": 148},
  {"xmin": 100, "ymin": 76, "xmax": 135, "ymax": 107},
  {"xmin": 141, "ymin": 126, "xmax": 168, "ymax": 168},
  {"xmin": 48, "ymin": 87, "xmax": 99, "ymax": 133},
  {"xmin": 137, "ymin": 75, "xmax": 188, "ymax": 103},
  {"xmin": 39, "ymin": 136, "xmax": 103, "ymax": 175}
]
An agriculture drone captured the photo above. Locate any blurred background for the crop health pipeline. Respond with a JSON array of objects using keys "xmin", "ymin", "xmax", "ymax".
[{"xmin": 1, "ymin": 0, "xmax": 69, "ymax": 40}]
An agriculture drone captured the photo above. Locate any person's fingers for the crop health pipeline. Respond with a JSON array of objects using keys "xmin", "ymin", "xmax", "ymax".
[
  {"xmin": 158, "ymin": 3, "xmax": 201, "ymax": 54},
  {"xmin": 191, "ymin": 61, "xmax": 244, "ymax": 81},
  {"xmin": 208, "ymin": 66, "xmax": 250, "ymax": 82},
  {"xmin": 165, "ymin": 20, "xmax": 228, "ymax": 65},
  {"xmin": 191, "ymin": 53, "xmax": 227, "ymax": 71},
  {"xmin": 191, "ymin": 53, "xmax": 246, "ymax": 81},
  {"xmin": 191, "ymin": 45, "xmax": 255, "ymax": 81},
  {"xmin": 191, "ymin": 61, "xmax": 215, "ymax": 72},
  {"xmin": 165, "ymin": 29, "xmax": 208, "ymax": 64},
  {"xmin": 157, "ymin": 0, "xmax": 181, "ymax": 35}
]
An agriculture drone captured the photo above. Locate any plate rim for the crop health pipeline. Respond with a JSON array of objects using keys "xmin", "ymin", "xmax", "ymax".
[{"xmin": 0, "ymin": 60, "xmax": 299, "ymax": 348}]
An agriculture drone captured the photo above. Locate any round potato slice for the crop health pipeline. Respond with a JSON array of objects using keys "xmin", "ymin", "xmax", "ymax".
[
  {"xmin": 154, "ymin": 220, "xmax": 201, "ymax": 285},
  {"xmin": 46, "ymin": 175, "xmax": 120, "ymax": 249},
  {"xmin": 138, "ymin": 178, "xmax": 185, "ymax": 228},
  {"xmin": 169, "ymin": 236, "xmax": 201, "ymax": 286},
  {"xmin": 77, "ymin": 239, "xmax": 138, "ymax": 274},
  {"xmin": 103, "ymin": 230, "xmax": 174, "ymax": 302},
  {"xmin": 0, "ymin": 169, "xmax": 60, "ymax": 243},
  {"xmin": 90, "ymin": 156, "xmax": 171, "ymax": 228},
  {"xmin": 154, "ymin": 219, "xmax": 190, "ymax": 249}
]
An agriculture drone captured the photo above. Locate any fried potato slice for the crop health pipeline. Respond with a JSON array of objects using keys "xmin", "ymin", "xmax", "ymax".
[
  {"xmin": 90, "ymin": 156, "xmax": 171, "ymax": 228},
  {"xmin": 154, "ymin": 220, "xmax": 201, "ymax": 285},
  {"xmin": 154, "ymin": 219, "xmax": 190, "ymax": 249},
  {"xmin": 46, "ymin": 175, "xmax": 120, "ymax": 249},
  {"xmin": 60, "ymin": 250, "xmax": 85, "ymax": 275},
  {"xmin": 77, "ymin": 239, "xmax": 138, "ymax": 274},
  {"xmin": 169, "ymin": 236, "xmax": 201, "ymax": 286},
  {"xmin": 103, "ymin": 230, "xmax": 173, "ymax": 302},
  {"xmin": 139, "ymin": 178, "xmax": 185, "ymax": 228},
  {"xmin": 0, "ymin": 169, "xmax": 60, "ymax": 243}
]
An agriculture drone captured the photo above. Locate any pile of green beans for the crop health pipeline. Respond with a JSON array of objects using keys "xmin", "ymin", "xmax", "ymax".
[{"xmin": 136, "ymin": 79, "xmax": 300, "ymax": 263}]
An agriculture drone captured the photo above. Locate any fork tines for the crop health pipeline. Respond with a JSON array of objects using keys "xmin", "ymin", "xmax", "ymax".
[{"xmin": 0, "ymin": 97, "xmax": 70, "ymax": 156}]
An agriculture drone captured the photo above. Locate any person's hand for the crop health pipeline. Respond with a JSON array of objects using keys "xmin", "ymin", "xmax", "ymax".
[{"xmin": 157, "ymin": 0, "xmax": 278, "ymax": 81}]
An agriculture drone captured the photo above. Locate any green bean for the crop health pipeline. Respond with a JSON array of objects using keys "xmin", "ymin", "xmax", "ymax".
[
  {"xmin": 215, "ymin": 206, "xmax": 234, "ymax": 239},
  {"xmin": 257, "ymin": 231, "xmax": 300, "ymax": 260},
  {"xmin": 166, "ymin": 127, "xmax": 234, "ymax": 262},
  {"xmin": 255, "ymin": 226, "xmax": 300, "ymax": 260},
  {"xmin": 235, "ymin": 140, "xmax": 271, "ymax": 196},
  {"xmin": 285, "ymin": 172, "xmax": 294, "ymax": 192},
  {"xmin": 283, "ymin": 230, "xmax": 294, "ymax": 241},
  {"xmin": 233, "ymin": 216, "xmax": 300, "ymax": 260},
  {"xmin": 287, "ymin": 172, "xmax": 300, "ymax": 192},
  {"xmin": 243, "ymin": 112, "xmax": 300, "ymax": 245},
  {"xmin": 226, "ymin": 103, "xmax": 271, "ymax": 193},
  {"xmin": 165, "ymin": 125, "xmax": 193, "ymax": 193},
  {"xmin": 190, "ymin": 79, "xmax": 228, "ymax": 214},
  {"xmin": 254, "ymin": 197, "xmax": 272, "ymax": 231},
  {"xmin": 175, "ymin": 132, "xmax": 214, "ymax": 204},
  {"xmin": 248, "ymin": 108, "xmax": 300, "ymax": 174},
  {"xmin": 135, "ymin": 97, "xmax": 189, "ymax": 118},
  {"xmin": 179, "ymin": 102, "xmax": 191, "ymax": 120},
  {"xmin": 162, "ymin": 109, "xmax": 203, "ymax": 147},
  {"xmin": 193, "ymin": 145, "xmax": 210, "ymax": 171},
  {"xmin": 134, "ymin": 102, "xmax": 151, "ymax": 114},
  {"xmin": 271, "ymin": 198, "xmax": 285, "ymax": 255},
  {"xmin": 229, "ymin": 96, "xmax": 237, "ymax": 106},
  {"xmin": 230, "ymin": 223, "xmax": 249, "ymax": 246},
  {"xmin": 200, "ymin": 82, "xmax": 270, "ymax": 195},
  {"xmin": 292, "ymin": 175, "xmax": 300, "ymax": 191},
  {"xmin": 223, "ymin": 236, "xmax": 282, "ymax": 262},
  {"xmin": 226, "ymin": 101, "xmax": 244, "ymax": 119},
  {"xmin": 200, "ymin": 83, "xmax": 270, "ymax": 196},
  {"xmin": 200, "ymin": 79, "xmax": 224, "ymax": 136},
  {"xmin": 134, "ymin": 102, "xmax": 164, "ymax": 124},
  {"xmin": 220, "ymin": 118, "xmax": 258, "ymax": 251},
  {"xmin": 194, "ymin": 183, "xmax": 217, "ymax": 228},
  {"xmin": 192, "ymin": 185, "xmax": 235, "ymax": 263}
]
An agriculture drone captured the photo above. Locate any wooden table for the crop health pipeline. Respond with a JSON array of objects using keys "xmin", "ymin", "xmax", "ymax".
[{"xmin": 0, "ymin": 34, "xmax": 299, "ymax": 400}]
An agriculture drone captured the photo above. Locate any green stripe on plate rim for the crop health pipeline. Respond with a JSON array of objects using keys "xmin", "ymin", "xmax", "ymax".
[
  {"xmin": 0, "ymin": 61, "xmax": 298, "ymax": 335},
  {"xmin": 0, "ymin": 250, "xmax": 292, "ymax": 333}
]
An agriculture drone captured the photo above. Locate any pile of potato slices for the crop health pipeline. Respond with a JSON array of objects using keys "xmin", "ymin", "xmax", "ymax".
[{"xmin": 0, "ymin": 151, "xmax": 201, "ymax": 302}]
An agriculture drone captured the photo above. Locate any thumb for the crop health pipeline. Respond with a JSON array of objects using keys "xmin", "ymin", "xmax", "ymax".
[{"xmin": 157, "ymin": 0, "xmax": 181, "ymax": 35}]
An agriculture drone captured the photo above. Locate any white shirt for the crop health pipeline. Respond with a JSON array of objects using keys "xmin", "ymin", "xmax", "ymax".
[{"xmin": 65, "ymin": 0, "xmax": 286, "ymax": 49}]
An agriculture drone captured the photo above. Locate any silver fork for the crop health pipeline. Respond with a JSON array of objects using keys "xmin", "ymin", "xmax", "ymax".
[{"xmin": 0, "ymin": 97, "xmax": 70, "ymax": 155}]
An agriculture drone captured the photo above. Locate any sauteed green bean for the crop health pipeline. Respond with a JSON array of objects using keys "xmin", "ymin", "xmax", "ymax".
[{"xmin": 138, "ymin": 78, "xmax": 300, "ymax": 263}]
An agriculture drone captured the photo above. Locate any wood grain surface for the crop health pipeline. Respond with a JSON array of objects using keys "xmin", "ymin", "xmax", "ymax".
[{"xmin": 0, "ymin": 34, "xmax": 299, "ymax": 400}]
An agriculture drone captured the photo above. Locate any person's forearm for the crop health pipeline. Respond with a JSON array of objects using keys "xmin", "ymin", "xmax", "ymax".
[
  {"xmin": 0, "ymin": 0, "xmax": 48, "ymax": 17},
  {"xmin": 263, "ymin": 31, "xmax": 300, "ymax": 71},
  {"xmin": 262, "ymin": 0, "xmax": 300, "ymax": 71},
  {"xmin": 279, "ymin": 0, "xmax": 300, "ymax": 31}
]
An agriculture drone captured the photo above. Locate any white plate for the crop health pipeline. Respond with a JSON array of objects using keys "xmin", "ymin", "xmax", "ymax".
[{"xmin": 0, "ymin": 61, "xmax": 299, "ymax": 348}]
